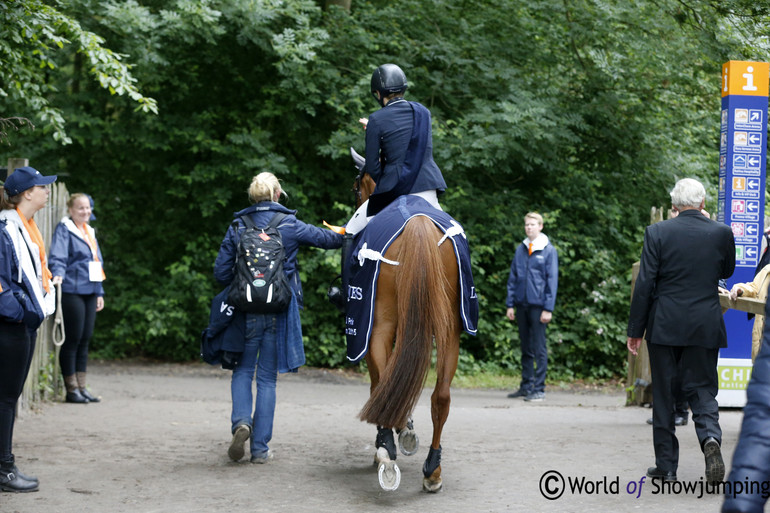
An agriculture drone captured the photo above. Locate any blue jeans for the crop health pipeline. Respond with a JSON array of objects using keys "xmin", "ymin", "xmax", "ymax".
[
  {"xmin": 230, "ymin": 314, "xmax": 278, "ymax": 457},
  {"xmin": 517, "ymin": 306, "xmax": 548, "ymax": 394}
]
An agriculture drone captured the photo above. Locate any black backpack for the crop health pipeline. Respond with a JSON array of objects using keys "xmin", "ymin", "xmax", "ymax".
[{"xmin": 227, "ymin": 213, "xmax": 292, "ymax": 313}]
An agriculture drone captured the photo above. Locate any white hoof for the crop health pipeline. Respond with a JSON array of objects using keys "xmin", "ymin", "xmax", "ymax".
[
  {"xmin": 422, "ymin": 477, "xmax": 443, "ymax": 493},
  {"xmin": 398, "ymin": 429, "xmax": 419, "ymax": 456},
  {"xmin": 378, "ymin": 460, "xmax": 401, "ymax": 491}
]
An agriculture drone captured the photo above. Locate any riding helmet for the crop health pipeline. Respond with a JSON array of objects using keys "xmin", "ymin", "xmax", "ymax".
[{"xmin": 370, "ymin": 64, "xmax": 408, "ymax": 106}]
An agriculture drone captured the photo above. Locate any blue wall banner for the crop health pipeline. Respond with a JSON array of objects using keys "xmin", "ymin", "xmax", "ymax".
[{"xmin": 717, "ymin": 60, "xmax": 769, "ymax": 406}]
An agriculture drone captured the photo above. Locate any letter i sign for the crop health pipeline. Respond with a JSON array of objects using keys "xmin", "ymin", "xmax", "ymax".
[{"xmin": 723, "ymin": 61, "xmax": 769, "ymax": 97}]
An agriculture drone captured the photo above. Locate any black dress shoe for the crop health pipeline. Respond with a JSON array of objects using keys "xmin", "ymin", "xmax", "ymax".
[
  {"xmin": 65, "ymin": 389, "xmax": 89, "ymax": 404},
  {"xmin": 703, "ymin": 437, "xmax": 725, "ymax": 483},
  {"xmin": 646, "ymin": 466, "xmax": 677, "ymax": 481},
  {"xmin": 80, "ymin": 388, "xmax": 100, "ymax": 403},
  {"xmin": 647, "ymin": 416, "xmax": 688, "ymax": 426}
]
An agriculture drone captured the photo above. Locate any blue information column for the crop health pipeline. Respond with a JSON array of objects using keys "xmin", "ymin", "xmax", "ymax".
[{"xmin": 717, "ymin": 60, "xmax": 769, "ymax": 407}]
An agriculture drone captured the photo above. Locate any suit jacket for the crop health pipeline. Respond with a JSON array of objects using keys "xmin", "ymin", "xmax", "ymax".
[
  {"xmin": 627, "ymin": 209, "xmax": 735, "ymax": 348},
  {"xmin": 364, "ymin": 99, "xmax": 446, "ymax": 198}
]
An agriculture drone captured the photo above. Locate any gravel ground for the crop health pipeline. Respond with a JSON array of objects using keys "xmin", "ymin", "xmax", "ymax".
[{"xmin": 2, "ymin": 361, "xmax": 745, "ymax": 513}]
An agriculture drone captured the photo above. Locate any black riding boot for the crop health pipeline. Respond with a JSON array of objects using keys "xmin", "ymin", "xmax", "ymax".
[
  {"xmin": 0, "ymin": 458, "xmax": 38, "ymax": 493},
  {"xmin": 328, "ymin": 233, "xmax": 355, "ymax": 313}
]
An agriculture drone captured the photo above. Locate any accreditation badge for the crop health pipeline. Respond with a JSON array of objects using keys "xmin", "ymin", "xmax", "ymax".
[{"xmin": 89, "ymin": 261, "xmax": 104, "ymax": 282}]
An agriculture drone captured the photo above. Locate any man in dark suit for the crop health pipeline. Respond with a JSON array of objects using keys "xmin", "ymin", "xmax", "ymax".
[{"xmin": 627, "ymin": 178, "xmax": 735, "ymax": 484}]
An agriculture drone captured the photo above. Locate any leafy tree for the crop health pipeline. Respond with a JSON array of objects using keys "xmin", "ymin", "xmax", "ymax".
[
  {"xmin": 4, "ymin": 0, "xmax": 770, "ymax": 379},
  {"xmin": 0, "ymin": 0, "xmax": 157, "ymax": 144}
]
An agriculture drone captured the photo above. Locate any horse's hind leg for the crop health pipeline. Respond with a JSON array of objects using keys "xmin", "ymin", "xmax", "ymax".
[
  {"xmin": 366, "ymin": 262, "xmax": 401, "ymax": 490},
  {"xmin": 422, "ymin": 327, "xmax": 459, "ymax": 492},
  {"xmin": 364, "ymin": 294, "xmax": 397, "ymax": 465},
  {"xmin": 374, "ymin": 426, "xmax": 400, "ymax": 490},
  {"xmin": 423, "ymin": 243, "xmax": 461, "ymax": 493}
]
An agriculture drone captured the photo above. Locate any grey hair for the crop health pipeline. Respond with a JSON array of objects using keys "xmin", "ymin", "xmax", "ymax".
[{"xmin": 669, "ymin": 178, "xmax": 706, "ymax": 210}]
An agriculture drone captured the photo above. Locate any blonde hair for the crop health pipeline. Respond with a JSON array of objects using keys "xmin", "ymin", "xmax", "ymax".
[
  {"xmin": 67, "ymin": 192, "xmax": 89, "ymax": 209},
  {"xmin": 524, "ymin": 212, "xmax": 543, "ymax": 225},
  {"xmin": 248, "ymin": 172, "xmax": 285, "ymax": 203}
]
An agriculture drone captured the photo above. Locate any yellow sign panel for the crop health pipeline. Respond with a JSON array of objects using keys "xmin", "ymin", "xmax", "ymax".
[
  {"xmin": 722, "ymin": 60, "xmax": 769, "ymax": 97},
  {"xmin": 718, "ymin": 364, "xmax": 752, "ymax": 390}
]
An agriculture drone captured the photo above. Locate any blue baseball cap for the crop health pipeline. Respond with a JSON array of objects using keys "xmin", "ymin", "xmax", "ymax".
[{"xmin": 4, "ymin": 166, "xmax": 57, "ymax": 196}]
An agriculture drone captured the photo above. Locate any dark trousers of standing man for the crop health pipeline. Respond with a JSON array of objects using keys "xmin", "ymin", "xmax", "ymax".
[
  {"xmin": 648, "ymin": 342, "xmax": 721, "ymax": 474},
  {"xmin": 517, "ymin": 305, "xmax": 548, "ymax": 394}
]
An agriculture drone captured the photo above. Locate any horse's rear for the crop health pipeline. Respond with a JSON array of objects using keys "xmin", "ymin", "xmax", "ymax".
[{"xmin": 360, "ymin": 214, "xmax": 461, "ymax": 492}]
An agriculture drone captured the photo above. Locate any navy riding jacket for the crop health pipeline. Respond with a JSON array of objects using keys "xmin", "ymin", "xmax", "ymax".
[{"xmin": 364, "ymin": 98, "xmax": 446, "ymax": 202}]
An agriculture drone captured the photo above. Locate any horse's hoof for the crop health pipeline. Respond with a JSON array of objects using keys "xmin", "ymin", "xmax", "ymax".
[
  {"xmin": 422, "ymin": 477, "xmax": 443, "ymax": 493},
  {"xmin": 398, "ymin": 428, "xmax": 419, "ymax": 456},
  {"xmin": 378, "ymin": 460, "xmax": 401, "ymax": 491}
]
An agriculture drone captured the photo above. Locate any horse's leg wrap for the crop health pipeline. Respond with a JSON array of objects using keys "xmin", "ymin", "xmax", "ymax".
[
  {"xmin": 375, "ymin": 426, "xmax": 397, "ymax": 461},
  {"xmin": 422, "ymin": 445, "xmax": 442, "ymax": 478}
]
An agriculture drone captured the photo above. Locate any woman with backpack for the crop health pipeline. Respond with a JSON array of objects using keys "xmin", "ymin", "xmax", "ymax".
[{"xmin": 214, "ymin": 172, "xmax": 342, "ymax": 463}]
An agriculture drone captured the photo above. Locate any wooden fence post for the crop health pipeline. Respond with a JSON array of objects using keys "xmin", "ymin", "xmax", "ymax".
[{"xmin": 625, "ymin": 206, "xmax": 665, "ymax": 406}]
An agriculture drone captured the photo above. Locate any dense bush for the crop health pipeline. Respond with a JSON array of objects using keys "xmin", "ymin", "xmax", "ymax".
[{"xmin": 4, "ymin": 0, "xmax": 769, "ymax": 378}]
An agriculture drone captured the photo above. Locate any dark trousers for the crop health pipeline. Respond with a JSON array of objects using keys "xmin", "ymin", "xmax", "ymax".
[
  {"xmin": 59, "ymin": 293, "xmax": 97, "ymax": 376},
  {"xmin": 648, "ymin": 342, "xmax": 721, "ymax": 473},
  {"xmin": 0, "ymin": 321, "xmax": 35, "ymax": 463},
  {"xmin": 517, "ymin": 305, "xmax": 548, "ymax": 393}
]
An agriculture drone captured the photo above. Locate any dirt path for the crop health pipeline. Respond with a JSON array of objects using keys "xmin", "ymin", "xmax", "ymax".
[{"xmin": 3, "ymin": 361, "xmax": 743, "ymax": 513}]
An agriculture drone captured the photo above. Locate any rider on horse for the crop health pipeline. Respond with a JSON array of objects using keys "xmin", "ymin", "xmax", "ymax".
[
  {"xmin": 346, "ymin": 63, "xmax": 447, "ymax": 234},
  {"xmin": 329, "ymin": 64, "xmax": 448, "ymax": 311}
]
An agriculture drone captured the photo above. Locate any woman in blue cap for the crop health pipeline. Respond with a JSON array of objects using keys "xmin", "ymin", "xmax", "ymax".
[
  {"xmin": 0, "ymin": 166, "xmax": 57, "ymax": 492},
  {"xmin": 49, "ymin": 193, "xmax": 106, "ymax": 403}
]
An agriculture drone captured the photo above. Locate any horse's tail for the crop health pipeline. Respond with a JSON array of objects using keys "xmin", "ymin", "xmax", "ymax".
[{"xmin": 359, "ymin": 216, "xmax": 453, "ymax": 429}]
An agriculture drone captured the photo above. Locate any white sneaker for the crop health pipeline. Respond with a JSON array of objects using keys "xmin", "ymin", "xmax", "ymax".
[{"xmin": 250, "ymin": 450, "xmax": 274, "ymax": 464}]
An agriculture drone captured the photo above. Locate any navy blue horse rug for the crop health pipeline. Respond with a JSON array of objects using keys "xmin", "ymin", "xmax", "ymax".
[{"xmin": 345, "ymin": 195, "xmax": 478, "ymax": 362}]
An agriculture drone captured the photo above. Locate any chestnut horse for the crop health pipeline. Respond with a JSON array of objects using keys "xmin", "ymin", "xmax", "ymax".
[{"xmin": 352, "ymin": 170, "xmax": 461, "ymax": 493}]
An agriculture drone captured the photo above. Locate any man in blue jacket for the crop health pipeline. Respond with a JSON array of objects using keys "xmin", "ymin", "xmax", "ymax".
[{"xmin": 505, "ymin": 212, "xmax": 558, "ymax": 402}]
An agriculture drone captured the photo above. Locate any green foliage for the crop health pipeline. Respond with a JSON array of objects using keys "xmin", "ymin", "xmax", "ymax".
[
  {"xmin": 4, "ymin": 0, "xmax": 770, "ymax": 377},
  {"xmin": 0, "ymin": 0, "xmax": 157, "ymax": 143},
  {"xmin": 36, "ymin": 350, "xmax": 57, "ymax": 397}
]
